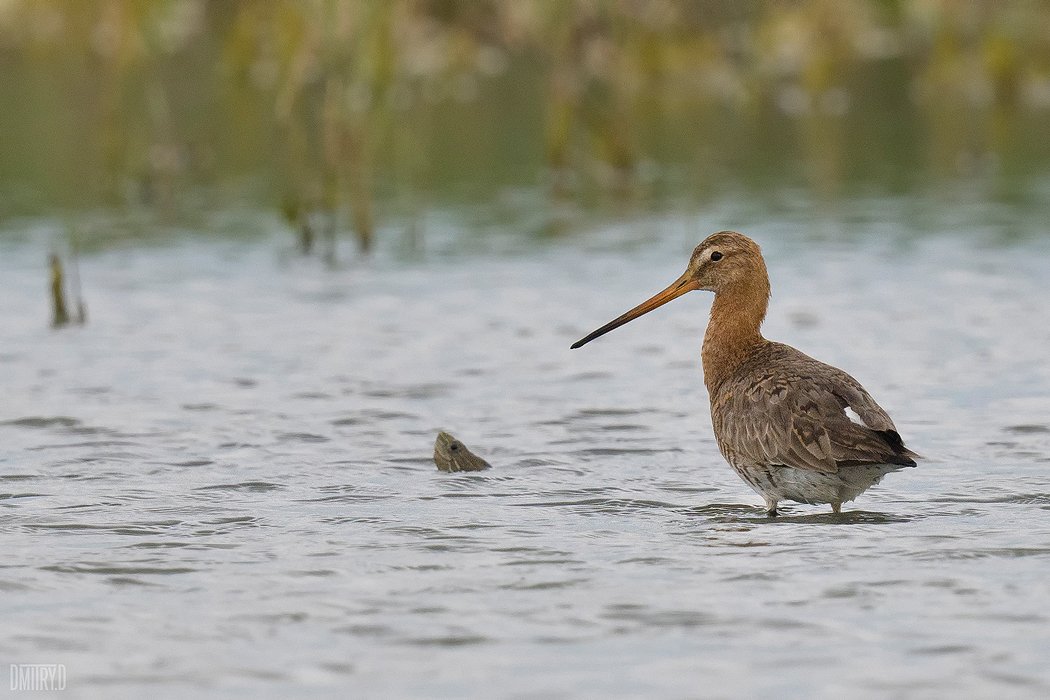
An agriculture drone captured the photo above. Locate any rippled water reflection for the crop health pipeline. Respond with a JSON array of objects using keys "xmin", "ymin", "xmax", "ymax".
[{"xmin": 2, "ymin": 216, "xmax": 1050, "ymax": 697}]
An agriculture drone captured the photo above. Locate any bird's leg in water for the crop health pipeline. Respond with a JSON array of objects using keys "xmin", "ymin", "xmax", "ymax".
[{"xmin": 764, "ymin": 497, "xmax": 778, "ymax": 517}]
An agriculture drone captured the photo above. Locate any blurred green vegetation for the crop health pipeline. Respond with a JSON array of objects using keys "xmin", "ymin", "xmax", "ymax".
[{"xmin": 3, "ymin": 0, "xmax": 1050, "ymax": 250}]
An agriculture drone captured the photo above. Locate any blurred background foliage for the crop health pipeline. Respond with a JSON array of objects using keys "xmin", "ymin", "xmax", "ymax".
[{"xmin": 3, "ymin": 0, "xmax": 1050, "ymax": 252}]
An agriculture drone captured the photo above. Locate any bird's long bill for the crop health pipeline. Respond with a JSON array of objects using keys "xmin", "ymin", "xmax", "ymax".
[{"xmin": 571, "ymin": 273, "xmax": 698, "ymax": 349}]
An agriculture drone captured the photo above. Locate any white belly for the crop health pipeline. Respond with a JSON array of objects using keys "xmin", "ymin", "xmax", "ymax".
[{"xmin": 733, "ymin": 462, "xmax": 904, "ymax": 506}]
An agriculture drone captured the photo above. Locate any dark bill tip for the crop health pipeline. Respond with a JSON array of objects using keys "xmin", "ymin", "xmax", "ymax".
[{"xmin": 569, "ymin": 274, "xmax": 696, "ymax": 351}]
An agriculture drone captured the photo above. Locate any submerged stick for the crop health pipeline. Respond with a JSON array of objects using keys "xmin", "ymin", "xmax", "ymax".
[{"xmin": 49, "ymin": 253, "xmax": 70, "ymax": 328}]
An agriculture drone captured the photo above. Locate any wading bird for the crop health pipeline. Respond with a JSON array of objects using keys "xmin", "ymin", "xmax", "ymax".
[{"xmin": 571, "ymin": 231, "xmax": 918, "ymax": 515}]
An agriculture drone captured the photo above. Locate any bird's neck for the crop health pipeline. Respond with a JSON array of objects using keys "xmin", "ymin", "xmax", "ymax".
[{"xmin": 702, "ymin": 275, "xmax": 770, "ymax": 392}]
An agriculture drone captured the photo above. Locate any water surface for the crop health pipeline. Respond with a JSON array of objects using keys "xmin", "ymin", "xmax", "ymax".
[{"xmin": 2, "ymin": 210, "xmax": 1050, "ymax": 698}]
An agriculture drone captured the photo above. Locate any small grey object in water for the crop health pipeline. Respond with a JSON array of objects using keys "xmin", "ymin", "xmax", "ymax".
[{"xmin": 434, "ymin": 431, "xmax": 491, "ymax": 472}]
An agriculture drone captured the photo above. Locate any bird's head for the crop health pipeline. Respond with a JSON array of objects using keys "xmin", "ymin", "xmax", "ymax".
[{"xmin": 571, "ymin": 231, "xmax": 766, "ymax": 349}]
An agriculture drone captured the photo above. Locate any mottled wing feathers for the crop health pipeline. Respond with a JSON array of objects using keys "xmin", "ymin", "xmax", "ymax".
[
  {"xmin": 822, "ymin": 366, "xmax": 898, "ymax": 434},
  {"xmin": 711, "ymin": 343, "xmax": 918, "ymax": 473},
  {"xmin": 715, "ymin": 378, "xmax": 838, "ymax": 473}
]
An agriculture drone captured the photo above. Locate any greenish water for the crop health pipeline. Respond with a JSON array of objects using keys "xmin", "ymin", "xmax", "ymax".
[{"xmin": 4, "ymin": 2, "xmax": 1050, "ymax": 232}]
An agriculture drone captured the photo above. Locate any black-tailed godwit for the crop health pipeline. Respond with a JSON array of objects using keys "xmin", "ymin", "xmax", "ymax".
[{"xmin": 571, "ymin": 231, "xmax": 918, "ymax": 515}]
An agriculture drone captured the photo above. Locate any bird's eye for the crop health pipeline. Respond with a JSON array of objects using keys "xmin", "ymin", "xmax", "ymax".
[
  {"xmin": 450, "ymin": 443, "xmax": 460, "ymax": 451},
  {"xmin": 710, "ymin": 251, "xmax": 723, "ymax": 261}
]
